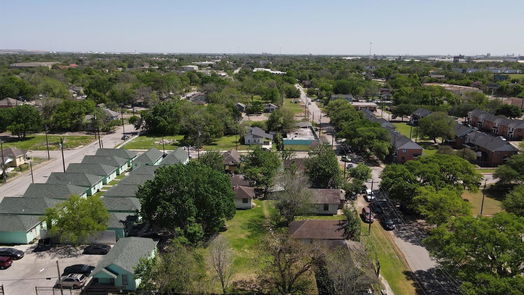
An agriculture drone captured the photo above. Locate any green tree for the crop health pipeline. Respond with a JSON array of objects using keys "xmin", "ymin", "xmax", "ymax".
[
  {"xmin": 6, "ymin": 105, "xmax": 42, "ymax": 138},
  {"xmin": 198, "ymin": 151, "xmax": 225, "ymax": 172},
  {"xmin": 242, "ymin": 147, "xmax": 281, "ymax": 196},
  {"xmin": 425, "ymin": 213, "xmax": 524, "ymax": 282},
  {"xmin": 418, "ymin": 112, "xmax": 456, "ymax": 143},
  {"xmin": 503, "ymin": 184, "xmax": 524, "ymax": 216},
  {"xmin": 414, "ymin": 186, "xmax": 471, "ymax": 225},
  {"xmin": 267, "ymin": 108, "xmax": 296, "ymax": 134},
  {"xmin": 48, "ymin": 99, "xmax": 95, "ymax": 131},
  {"xmin": 495, "ymin": 104, "xmax": 522, "ymax": 118},
  {"xmin": 274, "ymin": 172, "xmax": 313, "ymax": 225},
  {"xmin": 43, "ymin": 195, "xmax": 108, "ymax": 245},
  {"xmin": 380, "ymin": 164, "xmax": 419, "ymax": 209},
  {"xmin": 137, "ymin": 163, "xmax": 235, "ymax": 243},
  {"xmin": 306, "ymin": 144, "xmax": 342, "ymax": 188},
  {"xmin": 494, "ymin": 153, "xmax": 524, "ymax": 185},
  {"xmin": 348, "ymin": 164, "xmax": 371, "ymax": 182},
  {"xmin": 141, "ymin": 100, "xmax": 186, "ymax": 135},
  {"xmin": 342, "ymin": 207, "xmax": 361, "ymax": 241}
]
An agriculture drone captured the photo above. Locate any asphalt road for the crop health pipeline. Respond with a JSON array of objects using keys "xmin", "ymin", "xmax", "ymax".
[{"xmin": 0, "ymin": 125, "xmax": 133, "ymax": 201}]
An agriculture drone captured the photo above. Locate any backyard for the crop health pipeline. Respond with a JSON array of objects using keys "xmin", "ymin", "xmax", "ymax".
[
  {"xmin": 462, "ymin": 189, "xmax": 503, "ymax": 216},
  {"xmin": 1, "ymin": 135, "xmax": 94, "ymax": 150},
  {"xmin": 122, "ymin": 135, "xmax": 184, "ymax": 150},
  {"xmin": 203, "ymin": 135, "xmax": 250, "ymax": 151}
]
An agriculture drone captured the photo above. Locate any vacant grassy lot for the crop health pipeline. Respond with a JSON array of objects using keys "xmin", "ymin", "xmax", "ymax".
[
  {"xmin": 122, "ymin": 135, "xmax": 183, "ymax": 150},
  {"xmin": 462, "ymin": 190, "xmax": 503, "ymax": 216},
  {"xmin": 393, "ymin": 123, "xmax": 413, "ymax": 138},
  {"xmin": 360, "ymin": 222, "xmax": 417, "ymax": 295},
  {"xmin": 508, "ymin": 73, "xmax": 524, "ymax": 80},
  {"xmin": 220, "ymin": 200, "xmax": 272, "ymax": 281},
  {"xmin": 203, "ymin": 135, "xmax": 250, "ymax": 151},
  {"xmin": 284, "ymin": 98, "xmax": 305, "ymax": 116},
  {"xmin": 1, "ymin": 135, "xmax": 94, "ymax": 150}
]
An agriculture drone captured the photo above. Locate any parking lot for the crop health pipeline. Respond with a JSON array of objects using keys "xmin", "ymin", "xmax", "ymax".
[{"xmin": 0, "ymin": 244, "xmax": 105, "ymax": 295}]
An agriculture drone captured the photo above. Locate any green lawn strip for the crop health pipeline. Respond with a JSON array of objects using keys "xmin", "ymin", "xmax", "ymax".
[
  {"xmin": 283, "ymin": 144, "xmax": 313, "ymax": 151},
  {"xmin": 2, "ymin": 135, "xmax": 94, "ymax": 150},
  {"xmin": 508, "ymin": 74, "xmax": 524, "ymax": 80},
  {"xmin": 475, "ymin": 168, "xmax": 497, "ymax": 174},
  {"xmin": 295, "ymin": 215, "xmax": 345, "ymax": 221},
  {"xmin": 360, "ymin": 222, "xmax": 417, "ymax": 295},
  {"xmin": 203, "ymin": 135, "xmax": 251, "ymax": 151},
  {"xmin": 122, "ymin": 135, "xmax": 183, "ymax": 150},
  {"xmin": 220, "ymin": 200, "xmax": 271, "ymax": 281},
  {"xmin": 462, "ymin": 190, "xmax": 503, "ymax": 216}
]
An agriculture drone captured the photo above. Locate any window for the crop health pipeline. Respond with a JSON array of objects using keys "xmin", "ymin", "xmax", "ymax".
[
  {"xmin": 402, "ymin": 149, "xmax": 407, "ymax": 153},
  {"xmin": 323, "ymin": 204, "xmax": 329, "ymax": 211},
  {"xmin": 242, "ymin": 198, "xmax": 249, "ymax": 204},
  {"xmin": 122, "ymin": 274, "xmax": 128, "ymax": 286}
]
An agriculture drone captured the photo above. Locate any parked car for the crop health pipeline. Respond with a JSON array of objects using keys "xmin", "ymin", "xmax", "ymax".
[
  {"xmin": 341, "ymin": 155, "xmax": 351, "ymax": 163},
  {"xmin": 361, "ymin": 207, "xmax": 374, "ymax": 223},
  {"xmin": 33, "ymin": 238, "xmax": 53, "ymax": 252},
  {"xmin": 63, "ymin": 264, "xmax": 95, "ymax": 276},
  {"xmin": 0, "ymin": 248, "xmax": 24, "ymax": 260},
  {"xmin": 83, "ymin": 244, "xmax": 110, "ymax": 255},
  {"xmin": 55, "ymin": 274, "xmax": 87, "ymax": 289},
  {"xmin": 364, "ymin": 189, "xmax": 375, "ymax": 202},
  {"xmin": 121, "ymin": 135, "xmax": 130, "ymax": 140},
  {"xmin": 370, "ymin": 201, "xmax": 385, "ymax": 215},
  {"xmin": 0, "ymin": 256, "xmax": 13, "ymax": 269},
  {"xmin": 381, "ymin": 217, "xmax": 396, "ymax": 231}
]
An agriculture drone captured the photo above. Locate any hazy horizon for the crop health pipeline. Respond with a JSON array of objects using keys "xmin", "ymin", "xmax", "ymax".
[{"xmin": 2, "ymin": 0, "xmax": 524, "ymax": 56}]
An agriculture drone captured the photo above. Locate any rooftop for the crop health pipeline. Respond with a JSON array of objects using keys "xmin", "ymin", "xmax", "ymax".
[
  {"xmin": 23, "ymin": 183, "xmax": 87, "ymax": 199},
  {"xmin": 0, "ymin": 214, "xmax": 41, "ymax": 232},
  {"xmin": 93, "ymin": 237, "xmax": 157, "ymax": 274},
  {"xmin": 309, "ymin": 189, "xmax": 344, "ymax": 204},
  {"xmin": 133, "ymin": 148, "xmax": 164, "ymax": 167},
  {"xmin": 46, "ymin": 172, "xmax": 102, "ymax": 187},
  {"xmin": 289, "ymin": 220, "xmax": 347, "ymax": 240}
]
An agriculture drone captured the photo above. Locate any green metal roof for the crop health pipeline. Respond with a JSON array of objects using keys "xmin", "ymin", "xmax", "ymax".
[
  {"xmin": 0, "ymin": 197, "xmax": 61, "ymax": 215},
  {"xmin": 23, "ymin": 183, "xmax": 87, "ymax": 199},
  {"xmin": 46, "ymin": 172, "xmax": 102, "ymax": 187},
  {"xmin": 81, "ymin": 155, "xmax": 127, "ymax": 168},
  {"xmin": 96, "ymin": 148, "xmax": 138, "ymax": 160},
  {"xmin": 133, "ymin": 148, "xmax": 163, "ymax": 167},
  {"xmin": 0, "ymin": 214, "xmax": 41, "ymax": 232},
  {"xmin": 66, "ymin": 163, "xmax": 117, "ymax": 177},
  {"xmin": 93, "ymin": 237, "xmax": 157, "ymax": 274}
]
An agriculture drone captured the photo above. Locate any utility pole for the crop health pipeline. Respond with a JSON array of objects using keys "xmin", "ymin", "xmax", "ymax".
[
  {"xmin": 0, "ymin": 140, "xmax": 6, "ymax": 183},
  {"xmin": 480, "ymin": 179, "xmax": 487, "ymax": 216},
  {"xmin": 29, "ymin": 158, "xmax": 34, "ymax": 184},
  {"xmin": 59, "ymin": 138, "xmax": 66, "ymax": 172},
  {"xmin": 368, "ymin": 209, "xmax": 372, "ymax": 234},
  {"xmin": 370, "ymin": 179, "xmax": 374, "ymax": 192},
  {"xmin": 44, "ymin": 126, "xmax": 50, "ymax": 160},
  {"xmin": 161, "ymin": 136, "xmax": 166, "ymax": 156},
  {"xmin": 56, "ymin": 260, "xmax": 64, "ymax": 295},
  {"xmin": 120, "ymin": 105, "xmax": 126, "ymax": 139}
]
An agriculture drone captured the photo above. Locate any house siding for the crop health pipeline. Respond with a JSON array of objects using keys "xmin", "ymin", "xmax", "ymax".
[
  {"xmin": 0, "ymin": 222, "xmax": 45, "ymax": 244},
  {"xmin": 395, "ymin": 148, "xmax": 422, "ymax": 163},
  {"xmin": 234, "ymin": 198, "xmax": 253, "ymax": 209},
  {"xmin": 312, "ymin": 203, "xmax": 339, "ymax": 215}
]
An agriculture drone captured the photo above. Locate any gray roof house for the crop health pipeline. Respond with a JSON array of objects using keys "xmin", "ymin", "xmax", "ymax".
[
  {"xmin": 309, "ymin": 189, "xmax": 344, "ymax": 215},
  {"xmin": 104, "ymin": 184, "xmax": 140, "ymax": 198},
  {"xmin": 46, "ymin": 172, "xmax": 104, "ymax": 196},
  {"xmin": 92, "ymin": 237, "xmax": 157, "ymax": 291},
  {"xmin": 132, "ymin": 148, "xmax": 164, "ymax": 168},
  {"xmin": 0, "ymin": 197, "xmax": 60, "ymax": 215},
  {"xmin": 130, "ymin": 165, "xmax": 159, "ymax": 175},
  {"xmin": 95, "ymin": 148, "xmax": 137, "ymax": 161},
  {"xmin": 66, "ymin": 163, "xmax": 118, "ymax": 185},
  {"xmin": 244, "ymin": 127, "xmax": 273, "ymax": 147},
  {"xmin": 119, "ymin": 173, "xmax": 155, "ymax": 186},
  {"xmin": 0, "ymin": 214, "xmax": 45, "ymax": 244},
  {"xmin": 102, "ymin": 197, "xmax": 141, "ymax": 213},
  {"xmin": 82, "ymin": 155, "xmax": 129, "ymax": 174},
  {"xmin": 23, "ymin": 183, "xmax": 88, "ymax": 199},
  {"xmin": 161, "ymin": 148, "xmax": 189, "ymax": 165}
]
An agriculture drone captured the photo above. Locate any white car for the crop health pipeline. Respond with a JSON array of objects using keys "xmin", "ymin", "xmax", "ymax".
[
  {"xmin": 365, "ymin": 189, "xmax": 375, "ymax": 202},
  {"xmin": 56, "ymin": 274, "xmax": 87, "ymax": 289}
]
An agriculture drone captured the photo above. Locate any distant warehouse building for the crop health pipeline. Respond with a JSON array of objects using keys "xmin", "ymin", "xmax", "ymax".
[{"xmin": 9, "ymin": 61, "xmax": 59, "ymax": 69}]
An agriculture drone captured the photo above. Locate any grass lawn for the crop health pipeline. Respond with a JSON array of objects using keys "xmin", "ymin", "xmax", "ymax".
[
  {"xmin": 360, "ymin": 223, "xmax": 417, "ymax": 295},
  {"xmin": 508, "ymin": 74, "xmax": 524, "ymax": 80},
  {"xmin": 476, "ymin": 168, "xmax": 497, "ymax": 174},
  {"xmin": 283, "ymin": 144, "xmax": 313, "ymax": 151},
  {"xmin": 462, "ymin": 190, "xmax": 503, "ymax": 216},
  {"xmin": 122, "ymin": 135, "xmax": 183, "ymax": 150},
  {"xmin": 203, "ymin": 135, "xmax": 250, "ymax": 151},
  {"xmin": 2, "ymin": 135, "xmax": 94, "ymax": 150},
  {"xmin": 284, "ymin": 98, "xmax": 305, "ymax": 116},
  {"xmin": 393, "ymin": 123, "xmax": 413, "ymax": 138},
  {"xmin": 220, "ymin": 200, "xmax": 273, "ymax": 281},
  {"xmin": 295, "ymin": 215, "xmax": 345, "ymax": 221}
]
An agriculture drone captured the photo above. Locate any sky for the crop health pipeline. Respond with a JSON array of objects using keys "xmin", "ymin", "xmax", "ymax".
[{"xmin": 1, "ymin": 0, "xmax": 523, "ymax": 56}]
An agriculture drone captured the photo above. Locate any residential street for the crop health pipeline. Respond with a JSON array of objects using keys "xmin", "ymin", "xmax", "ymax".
[{"xmin": 0, "ymin": 124, "xmax": 134, "ymax": 200}]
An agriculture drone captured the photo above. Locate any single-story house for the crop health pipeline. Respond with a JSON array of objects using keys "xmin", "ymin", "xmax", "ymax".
[
  {"xmin": 132, "ymin": 148, "xmax": 164, "ymax": 168},
  {"xmin": 46, "ymin": 172, "xmax": 104, "ymax": 196},
  {"xmin": 223, "ymin": 150, "xmax": 241, "ymax": 172},
  {"xmin": 409, "ymin": 108, "xmax": 432, "ymax": 126},
  {"xmin": 244, "ymin": 127, "xmax": 273, "ymax": 148},
  {"xmin": 0, "ymin": 97, "xmax": 24, "ymax": 108},
  {"xmin": 23, "ymin": 183, "xmax": 88, "ymax": 199},
  {"xmin": 102, "ymin": 197, "xmax": 141, "ymax": 214},
  {"xmin": 235, "ymin": 102, "xmax": 246, "ymax": 113},
  {"xmin": 351, "ymin": 102, "xmax": 378, "ymax": 112},
  {"xmin": 233, "ymin": 186, "xmax": 255, "ymax": 209},
  {"xmin": 66, "ymin": 163, "xmax": 118, "ymax": 185},
  {"xmin": 289, "ymin": 220, "xmax": 346, "ymax": 245},
  {"xmin": 0, "ymin": 215, "xmax": 45, "ymax": 244},
  {"xmin": 331, "ymin": 94, "xmax": 354, "ymax": 102},
  {"xmin": 1, "ymin": 147, "xmax": 27, "ymax": 168},
  {"xmin": 107, "ymin": 212, "xmax": 135, "ymax": 240},
  {"xmin": 129, "ymin": 165, "xmax": 159, "ymax": 175},
  {"xmin": 96, "ymin": 148, "xmax": 138, "ymax": 167},
  {"xmin": 0, "ymin": 197, "xmax": 60, "ymax": 215},
  {"xmin": 104, "ymin": 184, "xmax": 140, "ymax": 198},
  {"xmin": 264, "ymin": 103, "xmax": 278, "ymax": 113},
  {"xmin": 284, "ymin": 122, "xmax": 319, "ymax": 146},
  {"xmin": 230, "ymin": 174, "xmax": 251, "ymax": 187},
  {"xmin": 309, "ymin": 189, "xmax": 344, "ymax": 215},
  {"xmin": 160, "ymin": 148, "xmax": 189, "ymax": 165},
  {"xmin": 92, "ymin": 237, "xmax": 157, "ymax": 291},
  {"xmin": 82, "ymin": 155, "xmax": 129, "ymax": 175},
  {"xmin": 119, "ymin": 173, "xmax": 155, "ymax": 186}
]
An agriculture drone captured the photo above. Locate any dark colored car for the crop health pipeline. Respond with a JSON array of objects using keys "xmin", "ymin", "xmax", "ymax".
[
  {"xmin": 370, "ymin": 201, "xmax": 385, "ymax": 215},
  {"xmin": 33, "ymin": 238, "xmax": 53, "ymax": 252},
  {"xmin": 83, "ymin": 244, "xmax": 110, "ymax": 255},
  {"xmin": 0, "ymin": 256, "xmax": 13, "ymax": 269},
  {"xmin": 63, "ymin": 264, "xmax": 95, "ymax": 276},
  {"xmin": 0, "ymin": 248, "xmax": 24, "ymax": 260},
  {"xmin": 361, "ymin": 207, "xmax": 374, "ymax": 223},
  {"xmin": 381, "ymin": 218, "xmax": 396, "ymax": 231}
]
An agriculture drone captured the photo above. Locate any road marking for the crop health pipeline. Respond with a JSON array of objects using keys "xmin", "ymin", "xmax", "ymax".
[{"xmin": 39, "ymin": 268, "xmax": 46, "ymax": 272}]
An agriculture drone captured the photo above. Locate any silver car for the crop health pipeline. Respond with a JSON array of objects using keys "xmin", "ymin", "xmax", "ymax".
[{"xmin": 56, "ymin": 273, "xmax": 87, "ymax": 289}]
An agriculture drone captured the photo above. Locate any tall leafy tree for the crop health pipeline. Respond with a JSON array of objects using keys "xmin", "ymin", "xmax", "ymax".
[
  {"xmin": 305, "ymin": 144, "xmax": 342, "ymax": 188},
  {"xmin": 43, "ymin": 195, "xmax": 108, "ymax": 245},
  {"xmin": 274, "ymin": 172, "xmax": 313, "ymax": 225},
  {"xmin": 418, "ymin": 112, "xmax": 456, "ymax": 143},
  {"xmin": 414, "ymin": 186, "xmax": 471, "ymax": 225},
  {"xmin": 503, "ymin": 184, "xmax": 524, "ymax": 216},
  {"xmin": 494, "ymin": 153, "xmax": 524, "ymax": 185},
  {"xmin": 137, "ymin": 163, "xmax": 235, "ymax": 243},
  {"xmin": 7, "ymin": 105, "xmax": 42, "ymax": 138},
  {"xmin": 197, "ymin": 151, "xmax": 225, "ymax": 172},
  {"xmin": 242, "ymin": 147, "xmax": 281, "ymax": 196}
]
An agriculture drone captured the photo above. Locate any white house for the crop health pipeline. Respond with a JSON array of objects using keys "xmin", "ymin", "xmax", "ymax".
[{"xmin": 244, "ymin": 127, "xmax": 273, "ymax": 149}]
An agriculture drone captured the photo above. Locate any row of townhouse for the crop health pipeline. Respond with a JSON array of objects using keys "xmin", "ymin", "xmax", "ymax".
[
  {"xmin": 468, "ymin": 109, "xmax": 524, "ymax": 140},
  {"xmin": 362, "ymin": 110, "xmax": 423, "ymax": 163},
  {"xmin": 0, "ymin": 148, "xmax": 142, "ymax": 245}
]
